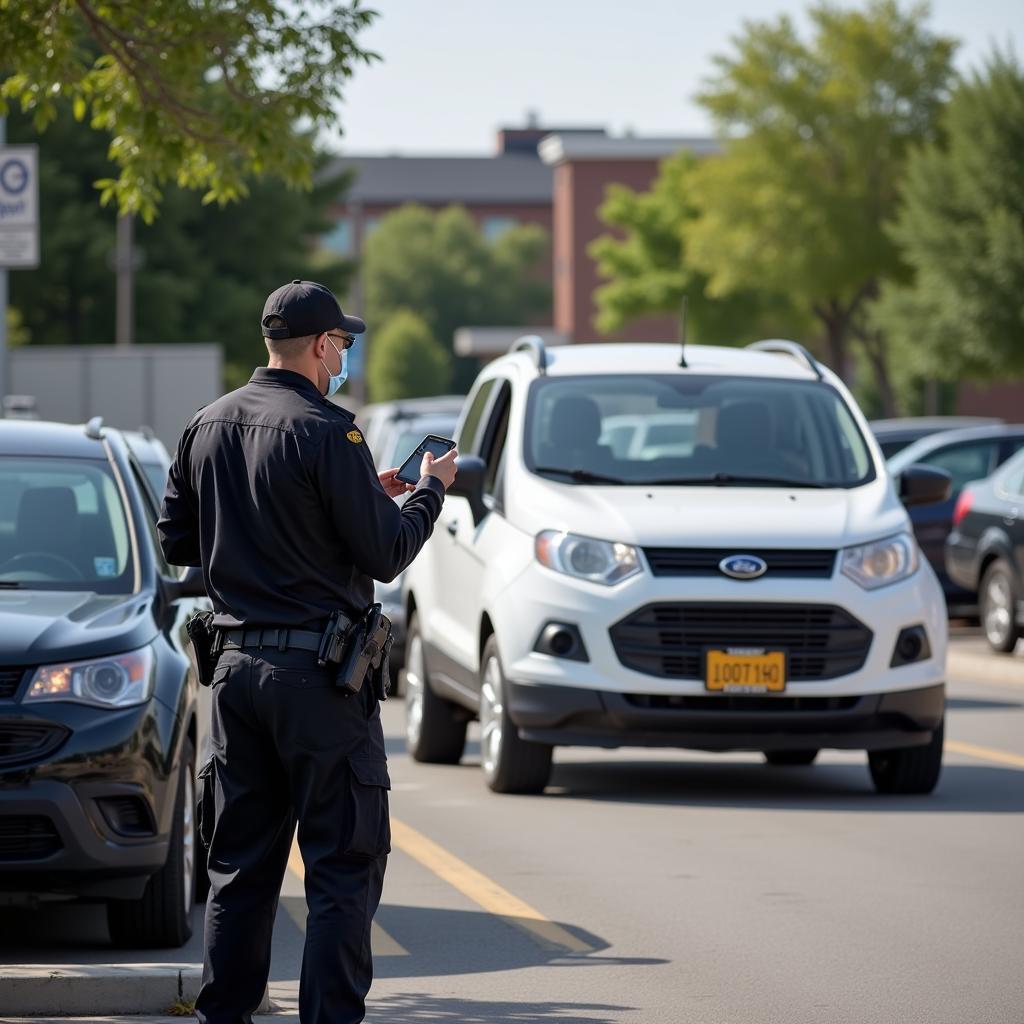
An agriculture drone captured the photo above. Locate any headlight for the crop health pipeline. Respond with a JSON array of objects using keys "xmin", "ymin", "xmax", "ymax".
[
  {"xmin": 26, "ymin": 648, "xmax": 155, "ymax": 708},
  {"xmin": 535, "ymin": 531, "xmax": 642, "ymax": 585},
  {"xmin": 841, "ymin": 533, "xmax": 918, "ymax": 590}
]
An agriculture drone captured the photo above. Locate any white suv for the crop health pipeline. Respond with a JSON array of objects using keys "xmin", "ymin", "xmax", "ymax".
[{"xmin": 402, "ymin": 339, "xmax": 951, "ymax": 795}]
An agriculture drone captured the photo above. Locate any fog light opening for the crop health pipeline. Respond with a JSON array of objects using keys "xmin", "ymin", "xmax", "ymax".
[
  {"xmin": 534, "ymin": 622, "xmax": 589, "ymax": 663},
  {"xmin": 890, "ymin": 625, "xmax": 931, "ymax": 667}
]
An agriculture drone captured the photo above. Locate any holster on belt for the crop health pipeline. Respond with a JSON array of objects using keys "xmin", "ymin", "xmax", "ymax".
[
  {"xmin": 332, "ymin": 603, "xmax": 393, "ymax": 701},
  {"xmin": 185, "ymin": 610, "xmax": 220, "ymax": 687}
]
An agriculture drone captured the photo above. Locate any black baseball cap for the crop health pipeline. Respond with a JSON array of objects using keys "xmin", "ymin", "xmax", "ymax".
[{"xmin": 261, "ymin": 279, "xmax": 366, "ymax": 340}]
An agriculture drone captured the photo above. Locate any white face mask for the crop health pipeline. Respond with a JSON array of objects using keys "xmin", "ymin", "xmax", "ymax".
[{"xmin": 320, "ymin": 336, "xmax": 349, "ymax": 397}]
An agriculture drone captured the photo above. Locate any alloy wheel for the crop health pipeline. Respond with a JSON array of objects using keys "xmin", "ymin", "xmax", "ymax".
[
  {"xmin": 182, "ymin": 771, "xmax": 195, "ymax": 915},
  {"xmin": 405, "ymin": 634, "xmax": 425, "ymax": 752},
  {"xmin": 480, "ymin": 656, "xmax": 504, "ymax": 777},
  {"xmin": 984, "ymin": 572, "xmax": 1013, "ymax": 647}
]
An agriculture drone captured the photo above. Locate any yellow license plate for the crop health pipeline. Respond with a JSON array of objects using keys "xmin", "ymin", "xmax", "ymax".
[{"xmin": 705, "ymin": 649, "xmax": 786, "ymax": 693}]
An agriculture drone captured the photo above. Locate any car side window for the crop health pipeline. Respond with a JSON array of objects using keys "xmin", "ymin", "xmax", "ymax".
[
  {"xmin": 479, "ymin": 382, "xmax": 512, "ymax": 500},
  {"xmin": 128, "ymin": 459, "xmax": 172, "ymax": 576},
  {"xmin": 923, "ymin": 441, "xmax": 998, "ymax": 494},
  {"xmin": 458, "ymin": 379, "xmax": 496, "ymax": 453}
]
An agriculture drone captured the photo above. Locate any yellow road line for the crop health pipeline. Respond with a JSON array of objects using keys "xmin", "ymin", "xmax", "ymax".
[
  {"xmin": 286, "ymin": 836, "xmax": 409, "ymax": 956},
  {"xmin": 946, "ymin": 739, "xmax": 1024, "ymax": 770},
  {"xmin": 390, "ymin": 817, "xmax": 592, "ymax": 954}
]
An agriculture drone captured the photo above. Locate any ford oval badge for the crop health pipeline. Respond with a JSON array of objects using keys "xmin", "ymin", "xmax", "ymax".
[{"xmin": 719, "ymin": 554, "xmax": 768, "ymax": 580}]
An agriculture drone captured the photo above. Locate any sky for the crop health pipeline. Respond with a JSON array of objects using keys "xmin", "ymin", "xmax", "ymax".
[{"xmin": 332, "ymin": 0, "xmax": 1023, "ymax": 155}]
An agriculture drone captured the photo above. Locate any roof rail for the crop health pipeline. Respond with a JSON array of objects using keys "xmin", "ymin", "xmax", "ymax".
[
  {"xmin": 747, "ymin": 339, "xmax": 824, "ymax": 380},
  {"xmin": 84, "ymin": 416, "xmax": 105, "ymax": 440},
  {"xmin": 509, "ymin": 335, "xmax": 548, "ymax": 375}
]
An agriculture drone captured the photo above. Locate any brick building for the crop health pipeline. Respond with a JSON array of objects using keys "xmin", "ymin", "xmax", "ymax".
[{"xmin": 319, "ymin": 124, "xmax": 719, "ymax": 366}]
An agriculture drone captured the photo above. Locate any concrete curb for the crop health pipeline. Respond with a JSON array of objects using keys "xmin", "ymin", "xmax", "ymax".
[
  {"xmin": 948, "ymin": 647, "xmax": 1024, "ymax": 688},
  {"xmin": 0, "ymin": 965, "xmax": 274, "ymax": 1017}
]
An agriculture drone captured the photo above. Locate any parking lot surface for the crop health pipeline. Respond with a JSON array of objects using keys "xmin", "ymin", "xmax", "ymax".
[{"xmin": 3, "ymin": 638, "xmax": 1022, "ymax": 1024}]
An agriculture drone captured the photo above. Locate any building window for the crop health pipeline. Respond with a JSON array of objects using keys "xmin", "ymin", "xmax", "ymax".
[
  {"xmin": 364, "ymin": 216, "xmax": 382, "ymax": 238},
  {"xmin": 482, "ymin": 216, "xmax": 517, "ymax": 242},
  {"xmin": 321, "ymin": 218, "xmax": 353, "ymax": 256}
]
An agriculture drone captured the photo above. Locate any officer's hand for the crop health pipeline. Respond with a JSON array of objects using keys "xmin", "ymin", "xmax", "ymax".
[
  {"xmin": 422, "ymin": 447, "xmax": 458, "ymax": 490},
  {"xmin": 379, "ymin": 468, "xmax": 415, "ymax": 499}
]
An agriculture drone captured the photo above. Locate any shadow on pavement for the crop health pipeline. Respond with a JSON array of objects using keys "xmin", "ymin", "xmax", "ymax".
[
  {"xmin": 545, "ymin": 760, "xmax": 1024, "ymax": 813},
  {"xmin": 946, "ymin": 696, "xmax": 1024, "ymax": 711},
  {"xmin": 366, "ymin": 993, "xmax": 634, "ymax": 1023},
  {"xmin": 385, "ymin": 735, "xmax": 481, "ymax": 760},
  {"xmin": 0, "ymin": 904, "xmax": 205, "ymax": 963},
  {"xmin": 274, "ymin": 899, "xmax": 666, "ymax": 980}
]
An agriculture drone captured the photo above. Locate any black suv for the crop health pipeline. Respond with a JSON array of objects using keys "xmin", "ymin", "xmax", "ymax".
[{"xmin": 0, "ymin": 418, "xmax": 207, "ymax": 947}]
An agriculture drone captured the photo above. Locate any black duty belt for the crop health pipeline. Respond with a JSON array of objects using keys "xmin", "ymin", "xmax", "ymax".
[{"xmin": 220, "ymin": 628, "xmax": 323, "ymax": 654}]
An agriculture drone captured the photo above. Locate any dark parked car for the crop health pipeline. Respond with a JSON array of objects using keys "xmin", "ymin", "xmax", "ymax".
[
  {"xmin": 946, "ymin": 448, "xmax": 1024, "ymax": 653},
  {"xmin": 870, "ymin": 417, "xmax": 1002, "ymax": 459},
  {"xmin": 0, "ymin": 418, "xmax": 208, "ymax": 947},
  {"xmin": 887, "ymin": 425, "xmax": 1024, "ymax": 611}
]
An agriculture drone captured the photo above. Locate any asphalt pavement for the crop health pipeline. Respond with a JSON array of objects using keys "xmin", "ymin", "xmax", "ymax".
[{"xmin": 3, "ymin": 636, "xmax": 1022, "ymax": 1024}]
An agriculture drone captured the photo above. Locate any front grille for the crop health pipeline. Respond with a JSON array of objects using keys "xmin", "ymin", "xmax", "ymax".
[
  {"xmin": 0, "ymin": 720, "xmax": 71, "ymax": 767},
  {"xmin": 610, "ymin": 603, "xmax": 873, "ymax": 681},
  {"xmin": 624, "ymin": 694, "xmax": 860, "ymax": 712},
  {"xmin": 644, "ymin": 548, "xmax": 836, "ymax": 578},
  {"xmin": 0, "ymin": 815, "xmax": 62, "ymax": 861},
  {"xmin": 0, "ymin": 668, "xmax": 26, "ymax": 700}
]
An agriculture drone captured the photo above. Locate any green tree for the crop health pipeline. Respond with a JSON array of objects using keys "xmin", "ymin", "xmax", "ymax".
[
  {"xmin": 366, "ymin": 309, "xmax": 451, "ymax": 401},
  {"xmin": 589, "ymin": 150, "xmax": 806, "ymax": 343},
  {"xmin": 684, "ymin": 0, "xmax": 956, "ymax": 412},
  {"xmin": 362, "ymin": 204, "xmax": 550, "ymax": 391},
  {"xmin": 7, "ymin": 105, "xmax": 353, "ymax": 387},
  {"xmin": 0, "ymin": 0, "xmax": 376, "ymax": 219},
  {"xmin": 873, "ymin": 52, "xmax": 1024, "ymax": 381}
]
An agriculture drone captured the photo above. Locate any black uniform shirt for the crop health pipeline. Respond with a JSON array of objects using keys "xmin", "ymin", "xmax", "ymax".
[{"xmin": 157, "ymin": 367, "xmax": 445, "ymax": 630}]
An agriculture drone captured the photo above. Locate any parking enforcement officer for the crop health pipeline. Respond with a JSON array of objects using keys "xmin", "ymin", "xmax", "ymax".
[{"xmin": 157, "ymin": 279, "xmax": 457, "ymax": 1024}]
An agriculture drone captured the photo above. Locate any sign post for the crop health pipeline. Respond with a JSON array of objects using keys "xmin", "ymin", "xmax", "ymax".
[{"xmin": 0, "ymin": 125, "xmax": 40, "ymax": 399}]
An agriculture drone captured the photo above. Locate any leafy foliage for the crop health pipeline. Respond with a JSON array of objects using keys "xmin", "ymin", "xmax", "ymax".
[
  {"xmin": 589, "ymin": 150, "xmax": 806, "ymax": 344},
  {"xmin": 873, "ymin": 52, "xmax": 1024, "ymax": 380},
  {"xmin": 0, "ymin": 0, "xmax": 377, "ymax": 220},
  {"xmin": 7, "ymin": 105, "xmax": 353, "ymax": 388},
  {"xmin": 683, "ymin": 0, "xmax": 956, "ymax": 406},
  {"xmin": 366, "ymin": 309, "xmax": 451, "ymax": 402},
  {"xmin": 362, "ymin": 205, "xmax": 550, "ymax": 391}
]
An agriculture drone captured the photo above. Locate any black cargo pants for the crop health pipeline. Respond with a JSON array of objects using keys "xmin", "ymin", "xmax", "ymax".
[{"xmin": 194, "ymin": 646, "xmax": 390, "ymax": 1024}]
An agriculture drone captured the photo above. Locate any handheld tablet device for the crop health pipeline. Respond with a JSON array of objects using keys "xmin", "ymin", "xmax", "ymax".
[{"xmin": 395, "ymin": 434, "xmax": 456, "ymax": 486}]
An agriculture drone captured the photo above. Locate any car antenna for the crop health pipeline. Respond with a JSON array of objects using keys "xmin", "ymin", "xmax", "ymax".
[{"xmin": 678, "ymin": 294, "xmax": 688, "ymax": 368}]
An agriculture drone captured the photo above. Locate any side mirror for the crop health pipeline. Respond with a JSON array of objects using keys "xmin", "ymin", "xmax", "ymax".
[
  {"xmin": 448, "ymin": 455, "xmax": 488, "ymax": 525},
  {"xmin": 163, "ymin": 565, "xmax": 207, "ymax": 602},
  {"xmin": 899, "ymin": 464, "xmax": 952, "ymax": 507}
]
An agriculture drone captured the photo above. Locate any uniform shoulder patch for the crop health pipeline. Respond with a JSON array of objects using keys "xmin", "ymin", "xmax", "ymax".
[{"xmin": 346, "ymin": 429, "xmax": 364, "ymax": 444}]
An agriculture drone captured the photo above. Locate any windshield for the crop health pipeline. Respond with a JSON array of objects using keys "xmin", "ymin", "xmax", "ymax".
[
  {"xmin": 0, "ymin": 457, "xmax": 135, "ymax": 592},
  {"xmin": 525, "ymin": 374, "xmax": 875, "ymax": 488}
]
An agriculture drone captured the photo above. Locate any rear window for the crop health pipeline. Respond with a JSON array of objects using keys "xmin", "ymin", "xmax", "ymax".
[
  {"xmin": 0, "ymin": 458, "xmax": 134, "ymax": 592},
  {"xmin": 525, "ymin": 374, "xmax": 875, "ymax": 488}
]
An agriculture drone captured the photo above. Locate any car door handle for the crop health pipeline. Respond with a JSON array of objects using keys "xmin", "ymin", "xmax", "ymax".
[{"xmin": 447, "ymin": 520, "xmax": 458, "ymax": 537}]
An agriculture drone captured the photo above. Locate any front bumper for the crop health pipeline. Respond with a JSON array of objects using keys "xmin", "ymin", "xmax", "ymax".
[
  {"xmin": 0, "ymin": 699, "xmax": 178, "ymax": 901},
  {"xmin": 507, "ymin": 681, "xmax": 945, "ymax": 752},
  {"xmin": 495, "ymin": 558, "xmax": 948, "ymax": 700}
]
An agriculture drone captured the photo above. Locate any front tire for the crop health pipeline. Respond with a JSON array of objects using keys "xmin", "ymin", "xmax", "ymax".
[
  {"xmin": 403, "ymin": 614, "xmax": 467, "ymax": 764},
  {"xmin": 479, "ymin": 637, "xmax": 552, "ymax": 794},
  {"xmin": 107, "ymin": 738, "xmax": 196, "ymax": 948},
  {"xmin": 868, "ymin": 718, "xmax": 944, "ymax": 795},
  {"xmin": 980, "ymin": 560, "xmax": 1021, "ymax": 653}
]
